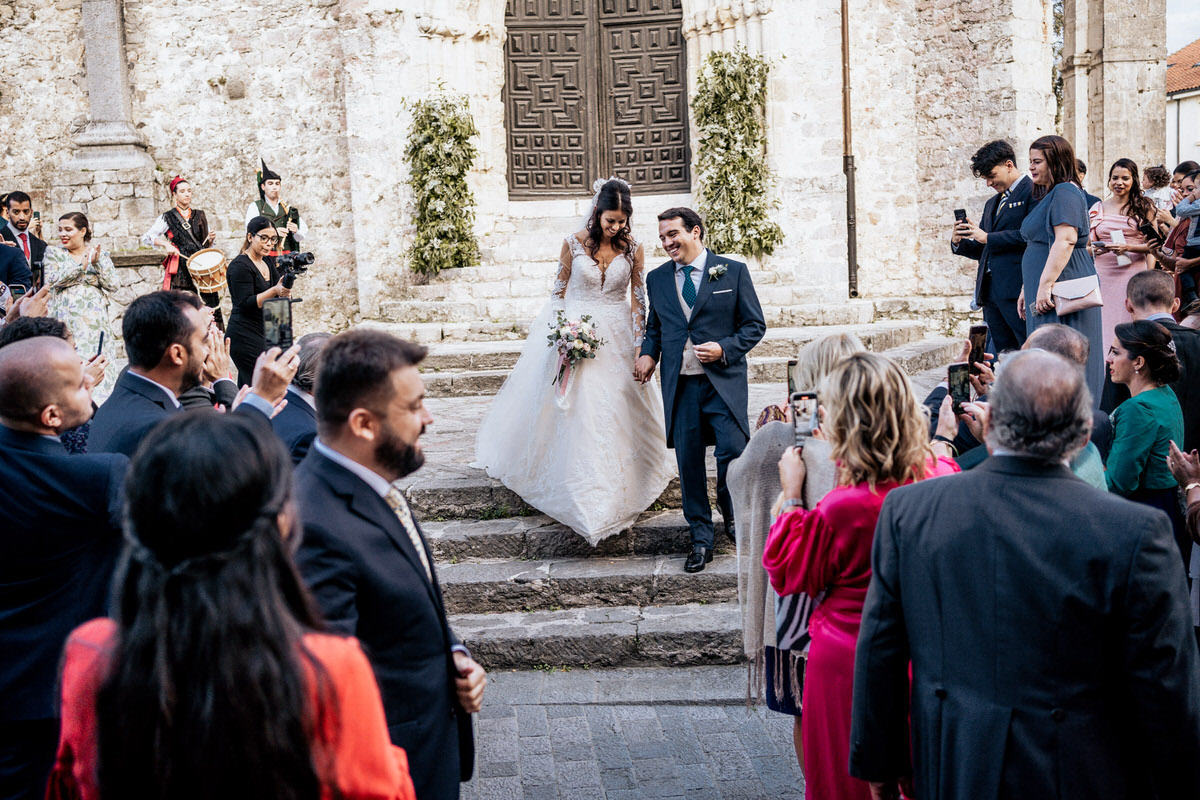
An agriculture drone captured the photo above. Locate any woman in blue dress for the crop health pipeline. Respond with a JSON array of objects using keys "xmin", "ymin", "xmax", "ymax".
[{"xmin": 1019, "ymin": 135, "xmax": 1105, "ymax": 400}]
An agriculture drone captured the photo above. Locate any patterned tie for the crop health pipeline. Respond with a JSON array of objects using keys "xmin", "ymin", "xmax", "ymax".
[
  {"xmin": 997, "ymin": 189, "xmax": 1011, "ymax": 214},
  {"xmin": 383, "ymin": 486, "xmax": 433, "ymax": 582},
  {"xmin": 681, "ymin": 265, "xmax": 696, "ymax": 308},
  {"xmin": 18, "ymin": 233, "xmax": 29, "ymax": 263}
]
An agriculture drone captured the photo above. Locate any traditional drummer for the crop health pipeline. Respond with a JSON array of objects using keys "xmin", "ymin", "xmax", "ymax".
[
  {"xmin": 141, "ymin": 174, "xmax": 224, "ymax": 325},
  {"xmin": 245, "ymin": 159, "xmax": 306, "ymax": 254}
]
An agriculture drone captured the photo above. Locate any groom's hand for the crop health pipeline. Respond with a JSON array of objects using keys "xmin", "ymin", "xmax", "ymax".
[
  {"xmin": 634, "ymin": 355, "xmax": 657, "ymax": 383},
  {"xmin": 694, "ymin": 342, "xmax": 723, "ymax": 364}
]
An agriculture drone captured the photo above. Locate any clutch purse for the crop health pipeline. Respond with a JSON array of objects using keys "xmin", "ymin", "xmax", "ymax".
[{"xmin": 1052, "ymin": 274, "xmax": 1103, "ymax": 316}]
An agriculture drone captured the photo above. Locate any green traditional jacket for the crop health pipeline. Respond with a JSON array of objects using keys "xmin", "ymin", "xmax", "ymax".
[{"xmin": 256, "ymin": 198, "xmax": 300, "ymax": 252}]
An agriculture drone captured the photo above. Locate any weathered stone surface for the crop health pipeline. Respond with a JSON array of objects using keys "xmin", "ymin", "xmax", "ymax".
[
  {"xmin": 439, "ymin": 553, "xmax": 737, "ymax": 614},
  {"xmin": 451, "ymin": 602, "xmax": 742, "ymax": 669}
]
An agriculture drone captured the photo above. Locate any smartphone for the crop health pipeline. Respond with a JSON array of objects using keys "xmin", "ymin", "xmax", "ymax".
[
  {"xmin": 947, "ymin": 362, "xmax": 970, "ymax": 414},
  {"xmin": 96, "ymin": 331, "xmax": 104, "ymax": 356},
  {"xmin": 967, "ymin": 324, "xmax": 988, "ymax": 376},
  {"xmin": 262, "ymin": 297, "xmax": 293, "ymax": 350},
  {"xmin": 786, "ymin": 359, "xmax": 799, "ymax": 397},
  {"xmin": 7, "ymin": 284, "xmax": 27, "ymax": 301},
  {"xmin": 953, "ymin": 209, "xmax": 967, "ymax": 224},
  {"xmin": 32, "ymin": 211, "xmax": 40, "ymax": 220},
  {"xmin": 791, "ymin": 391, "xmax": 819, "ymax": 449}
]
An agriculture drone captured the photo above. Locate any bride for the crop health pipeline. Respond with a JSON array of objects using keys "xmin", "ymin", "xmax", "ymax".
[{"xmin": 473, "ymin": 178, "xmax": 675, "ymax": 545}]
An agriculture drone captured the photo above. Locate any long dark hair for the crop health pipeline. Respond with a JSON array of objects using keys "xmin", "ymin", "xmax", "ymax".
[
  {"xmin": 97, "ymin": 413, "xmax": 331, "ymax": 800},
  {"xmin": 583, "ymin": 179, "xmax": 634, "ymax": 259},
  {"xmin": 1029, "ymin": 135, "xmax": 1081, "ymax": 199},
  {"xmin": 1108, "ymin": 158, "xmax": 1155, "ymax": 231}
]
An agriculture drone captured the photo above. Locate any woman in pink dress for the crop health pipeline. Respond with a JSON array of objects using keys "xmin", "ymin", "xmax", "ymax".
[
  {"xmin": 1089, "ymin": 158, "xmax": 1158, "ymax": 348},
  {"xmin": 762, "ymin": 352, "xmax": 959, "ymax": 800}
]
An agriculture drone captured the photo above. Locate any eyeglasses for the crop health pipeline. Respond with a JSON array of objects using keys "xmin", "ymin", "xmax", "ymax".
[{"xmin": 254, "ymin": 234, "xmax": 279, "ymax": 245}]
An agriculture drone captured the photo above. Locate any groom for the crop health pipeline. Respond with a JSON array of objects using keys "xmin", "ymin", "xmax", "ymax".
[{"xmin": 635, "ymin": 208, "xmax": 766, "ymax": 573}]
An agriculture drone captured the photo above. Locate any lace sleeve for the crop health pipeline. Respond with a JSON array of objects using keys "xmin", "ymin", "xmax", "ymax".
[
  {"xmin": 629, "ymin": 243, "xmax": 647, "ymax": 347},
  {"xmin": 552, "ymin": 238, "xmax": 573, "ymax": 305}
]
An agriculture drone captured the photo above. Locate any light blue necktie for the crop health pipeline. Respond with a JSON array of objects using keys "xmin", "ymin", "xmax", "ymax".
[{"xmin": 681, "ymin": 265, "xmax": 696, "ymax": 308}]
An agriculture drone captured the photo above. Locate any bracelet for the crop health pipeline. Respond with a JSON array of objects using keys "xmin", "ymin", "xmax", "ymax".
[
  {"xmin": 1185, "ymin": 482, "xmax": 1200, "ymax": 494},
  {"xmin": 932, "ymin": 435, "xmax": 958, "ymax": 457},
  {"xmin": 781, "ymin": 497, "xmax": 804, "ymax": 512}
]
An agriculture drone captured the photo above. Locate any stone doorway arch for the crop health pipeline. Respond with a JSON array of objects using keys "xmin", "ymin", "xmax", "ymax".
[{"xmin": 503, "ymin": 0, "xmax": 692, "ymax": 197}]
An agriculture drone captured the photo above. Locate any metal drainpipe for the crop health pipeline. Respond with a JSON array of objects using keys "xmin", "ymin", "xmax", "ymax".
[{"xmin": 841, "ymin": 0, "xmax": 859, "ymax": 298}]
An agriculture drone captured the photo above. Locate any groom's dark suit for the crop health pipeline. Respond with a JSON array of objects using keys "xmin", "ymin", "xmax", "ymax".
[{"xmin": 641, "ymin": 249, "xmax": 765, "ymax": 548}]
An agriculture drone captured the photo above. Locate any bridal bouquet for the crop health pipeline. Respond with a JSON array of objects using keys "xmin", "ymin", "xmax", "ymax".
[{"xmin": 547, "ymin": 311, "xmax": 606, "ymax": 393}]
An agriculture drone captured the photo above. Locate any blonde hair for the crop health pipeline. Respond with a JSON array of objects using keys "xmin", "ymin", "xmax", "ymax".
[
  {"xmin": 820, "ymin": 352, "xmax": 933, "ymax": 490},
  {"xmin": 792, "ymin": 333, "xmax": 865, "ymax": 391}
]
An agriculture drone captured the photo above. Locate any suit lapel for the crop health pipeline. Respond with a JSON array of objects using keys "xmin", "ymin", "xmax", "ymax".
[
  {"xmin": 689, "ymin": 250, "xmax": 718, "ymax": 317},
  {"xmin": 654, "ymin": 262, "xmax": 689, "ymax": 325},
  {"xmin": 313, "ymin": 451, "xmax": 442, "ymax": 606}
]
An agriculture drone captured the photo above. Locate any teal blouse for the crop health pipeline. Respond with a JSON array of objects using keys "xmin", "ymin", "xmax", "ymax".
[{"xmin": 1105, "ymin": 386, "xmax": 1184, "ymax": 495}]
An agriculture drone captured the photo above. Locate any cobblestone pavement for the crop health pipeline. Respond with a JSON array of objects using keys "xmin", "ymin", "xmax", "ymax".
[{"xmin": 460, "ymin": 666, "xmax": 805, "ymax": 800}]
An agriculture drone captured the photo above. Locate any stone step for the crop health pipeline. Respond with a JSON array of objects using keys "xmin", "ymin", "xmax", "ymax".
[
  {"xmin": 439, "ymin": 552, "xmax": 737, "ymax": 614},
  {"xmin": 451, "ymin": 601, "xmax": 743, "ymax": 669},
  {"xmin": 426, "ymin": 510, "xmax": 728, "ymax": 561},
  {"xmin": 417, "ymin": 321, "xmax": 930, "ymax": 373},
  {"xmin": 357, "ymin": 319, "xmax": 531, "ymax": 345},
  {"xmin": 418, "ymin": 335, "xmax": 961, "ymax": 397}
]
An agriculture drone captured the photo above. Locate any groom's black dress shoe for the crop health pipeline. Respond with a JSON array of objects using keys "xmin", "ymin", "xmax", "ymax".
[{"xmin": 684, "ymin": 545, "xmax": 713, "ymax": 573}]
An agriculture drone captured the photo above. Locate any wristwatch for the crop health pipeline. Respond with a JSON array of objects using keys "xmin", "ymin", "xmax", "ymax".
[{"xmin": 781, "ymin": 497, "xmax": 805, "ymax": 512}]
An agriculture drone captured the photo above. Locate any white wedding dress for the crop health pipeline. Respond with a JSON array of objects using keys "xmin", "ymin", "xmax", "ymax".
[{"xmin": 473, "ymin": 234, "xmax": 675, "ymax": 545}]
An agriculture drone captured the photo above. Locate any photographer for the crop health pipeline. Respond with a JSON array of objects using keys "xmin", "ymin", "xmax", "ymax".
[{"xmin": 227, "ymin": 216, "xmax": 291, "ymax": 385}]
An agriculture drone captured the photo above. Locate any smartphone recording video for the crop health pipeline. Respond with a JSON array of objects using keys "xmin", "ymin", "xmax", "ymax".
[
  {"xmin": 791, "ymin": 391, "xmax": 819, "ymax": 449},
  {"xmin": 967, "ymin": 324, "xmax": 988, "ymax": 376},
  {"xmin": 786, "ymin": 359, "xmax": 799, "ymax": 398},
  {"xmin": 262, "ymin": 297, "xmax": 293, "ymax": 351},
  {"xmin": 947, "ymin": 362, "xmax": 970, "ymax": 414}
]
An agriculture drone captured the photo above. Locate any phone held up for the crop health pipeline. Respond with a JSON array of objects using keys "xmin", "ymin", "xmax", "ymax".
[
  {"xmin": 791, "ymin": 391, "xmax": 819, "ymax": 450},
  {"xmin": 967, "ymin": 323, "xmax": 988, "ymax": 376},
  {"xmin": 947, "ymin": 362, "xmax": 970, "ymax": 414},
  {"xmin": 786, "ymin": 359, "xmax": 799, "ymax": 398},
  {"xmin": 953, "ymin": 208, "xmax": 967, "ymax": 224},
  {"xmin": 262, "ymin": 297, "xmax": 294, "ymax": 351},
  {"xmin": 8, "ymin": 284, "xmax": 28, "ymax": 302}
]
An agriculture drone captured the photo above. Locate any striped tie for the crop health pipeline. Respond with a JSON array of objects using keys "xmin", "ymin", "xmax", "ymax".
[
  {"xmin": 998, "ymin": 190, "xmax": 1010, "ymax": 214},
  {"xmin": 681, "ymin": 266, "xmax": 696, "ymax": 308},
  {"xmin": 384, "ymin": 486, "xmax": 433, "ymax": 582}
]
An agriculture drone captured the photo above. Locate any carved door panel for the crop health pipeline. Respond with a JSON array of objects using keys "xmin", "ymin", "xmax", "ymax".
[{"xmin": 504, "ymin": 0, "xmax": 690, "ymax": 197}]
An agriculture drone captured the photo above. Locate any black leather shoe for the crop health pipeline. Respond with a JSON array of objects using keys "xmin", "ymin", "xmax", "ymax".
[
  {"xmin": 725, "ymin": 519, "xmax": 736, "ymax": 543},
  {"xmin": 684, "ymin": 545, "xmax": 713, "ymax": 573}
]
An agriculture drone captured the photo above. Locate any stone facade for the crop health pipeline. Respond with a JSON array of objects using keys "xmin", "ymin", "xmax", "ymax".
[{"xmin": 0, "ymin": 0, "xmax": 1163, "ymax": 341}]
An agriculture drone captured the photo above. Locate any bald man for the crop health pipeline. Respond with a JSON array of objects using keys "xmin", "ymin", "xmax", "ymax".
[{"xmin": 0, "ymin": 337, "xmax": 127, "ymax": 800}]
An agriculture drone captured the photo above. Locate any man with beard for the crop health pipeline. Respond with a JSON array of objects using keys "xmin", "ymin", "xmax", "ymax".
[
  {"xmin": 294, "ymin": 329, "xmax": 485, "ymax": 800},
  {"xmin": 89, "ymin": 290, "xmax": 297, "ymax": 457}
]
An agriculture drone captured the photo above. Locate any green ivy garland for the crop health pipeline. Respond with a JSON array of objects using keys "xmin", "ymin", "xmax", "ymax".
[
  {"xmin": 692, "ymin": 47, "xmax": 783, "ymax": 258},
  {"xmin": 404, "ymin": 92, "xmax": 481, "ymax": 276}
]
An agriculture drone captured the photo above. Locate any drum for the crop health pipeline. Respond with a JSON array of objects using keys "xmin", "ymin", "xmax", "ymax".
[{"xmin": 187, "ymin": 248, "xmax": 228, "ymax": 293}]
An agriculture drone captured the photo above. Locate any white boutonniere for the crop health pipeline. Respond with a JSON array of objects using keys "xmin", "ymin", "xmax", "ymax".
[{"xmin": 708, "ymin": 264, "xmax": 728, "ymax": 281}]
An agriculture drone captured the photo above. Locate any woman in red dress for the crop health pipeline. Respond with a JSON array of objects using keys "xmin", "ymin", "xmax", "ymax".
[
  {"xmin": 47, "ymin": 413, "xmax": 416, "ymax": 800},
  {"xmin": 763, "ymin": 353, "xmax": 959, "ymax": 800}
]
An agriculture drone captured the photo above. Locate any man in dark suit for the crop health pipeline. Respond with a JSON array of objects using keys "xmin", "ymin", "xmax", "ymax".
[
  {"xmin": 953, "ymin": 140, "xmax": 1035, "ymax": 353},
  {"xmin": 89, "ymin": 290, "xmax": 294, "ymax": 457},
  {"xmin": 0, "ymin": 337, "xmax": 127, "ymax": 800},
  {"xmin": 0, "ymin": 241, "xmax": 31, "ymax": 293},
  {"xmin": 850, "ymin": 350, "xmax": 1200, "ymax": 799},
  {"xmin": 1125, "ymin": 269, "xmax": 1200, "ymax": 451},
  {"xmin": 634, "ymin": 207, "xmax": 766, "ymax": 572},
  {"xmin": 294, "ymin": 330, "xmax": 485, "ymax": 800},
  {"xmin": 270, "ymin": 332, "xmax": 328, "ymax": 464},
  {"xmin": 1, "ymin": 193, "xmax": 46, "ymax": 285}
]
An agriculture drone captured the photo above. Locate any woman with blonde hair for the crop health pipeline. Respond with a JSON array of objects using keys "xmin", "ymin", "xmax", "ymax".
[
  {"xmin": 730, "ymin": 333, "xmax": 863, "ymax": 767},
  {"xmin": 762, "ymin": 352, "xmax": 959, "ymax": 800}
]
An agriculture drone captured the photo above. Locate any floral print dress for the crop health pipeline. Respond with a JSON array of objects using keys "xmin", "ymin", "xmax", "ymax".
[{"xmin": 43, "ymin": 245, "xmax": 117, "ymax": 402}]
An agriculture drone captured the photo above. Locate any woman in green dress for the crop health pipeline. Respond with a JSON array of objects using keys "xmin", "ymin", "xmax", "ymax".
[
  {"xmin": 1105, "ymin": 319, "xmax": 1188, "ymax": 566},
  {"xmin": 43, "ymin": 212, "xmax": 117, "ymax": 401}
]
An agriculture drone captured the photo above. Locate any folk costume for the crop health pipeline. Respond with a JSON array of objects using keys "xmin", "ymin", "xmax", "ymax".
[
  {"xmin": 140, "ymin": 176, "xmax": 223, "ymax": 326},
  {"xmin": 245, "ymin": 159, "xmax": 306, "ymax": 254}
]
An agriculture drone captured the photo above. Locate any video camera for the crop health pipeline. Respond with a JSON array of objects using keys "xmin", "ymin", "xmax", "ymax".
[{"xmin": 277, "ymin": 251, "xmax": 314, "ymax": 289}]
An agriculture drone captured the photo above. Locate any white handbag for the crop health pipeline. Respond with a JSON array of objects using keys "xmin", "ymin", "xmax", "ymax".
[{"xmin": 1052, "ymin": 274, "xmax": 1103, "ymax": 316}]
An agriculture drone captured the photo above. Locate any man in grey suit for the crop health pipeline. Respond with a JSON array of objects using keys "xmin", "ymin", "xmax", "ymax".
[{"xmin": 850, "ymin": 349, "xmax": 1200, "ymax": 799}]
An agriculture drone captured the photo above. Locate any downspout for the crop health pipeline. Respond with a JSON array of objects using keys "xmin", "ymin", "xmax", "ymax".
[
  {"xmin": 1177, "ymin": 98, "xmax": 1181, "ymax": 166},
  {"xmin": 841, "ymin": 0, "xmax": 859, "ymax": 298}
]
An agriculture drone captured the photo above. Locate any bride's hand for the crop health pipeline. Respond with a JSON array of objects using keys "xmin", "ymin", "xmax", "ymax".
[{"xmin": 633, "ymin": 355, "xmax": 656, "ymax": 383}]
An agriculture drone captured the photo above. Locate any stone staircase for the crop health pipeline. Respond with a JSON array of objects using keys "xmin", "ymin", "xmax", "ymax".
[{"xmin": 380, "ymin": 313, "xmax": 958, "ymax": 671}]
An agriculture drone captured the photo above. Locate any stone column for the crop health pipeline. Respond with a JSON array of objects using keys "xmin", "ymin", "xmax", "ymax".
[
  {"xmin": 67, "ymin": 0, "xmax": 152, "ymax": 171},
  {"xmin": 1061, "ymin": 0, "xmax": 1166, "ymax": 192}
]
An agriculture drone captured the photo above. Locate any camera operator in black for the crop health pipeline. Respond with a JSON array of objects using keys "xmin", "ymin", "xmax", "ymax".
[{"xmin": 226, "ymin": 216, "xmax": 292, "ymax": 385}]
